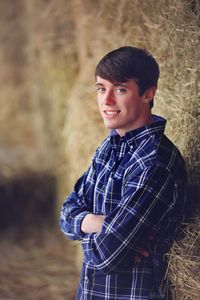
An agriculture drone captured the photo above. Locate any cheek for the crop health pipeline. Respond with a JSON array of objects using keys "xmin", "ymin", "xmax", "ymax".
[
  {"xmin": 123, "ymin": 97, "xmax": 142, "ymax": 112},
  {"xmin": 121, "ymin": 99, "xmax": 135, "ymax": 113}
]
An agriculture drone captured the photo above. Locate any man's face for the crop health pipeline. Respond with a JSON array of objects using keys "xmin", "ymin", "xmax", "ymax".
[{"xmin": 96, "ymin": 76, "xmax": 154, "ymax": 136}]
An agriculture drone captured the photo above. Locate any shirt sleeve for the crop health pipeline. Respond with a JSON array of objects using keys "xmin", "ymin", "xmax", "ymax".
[
  {"xmin": 82, "ymin": 164, "xmax": 177, "ymax": 274},
  {"xmin": 60, "ymin": 158, "xmax": 96, "ymax": 241}
]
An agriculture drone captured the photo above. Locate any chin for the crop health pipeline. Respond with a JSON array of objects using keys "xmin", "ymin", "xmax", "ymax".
[{"xmin": 104, "ymin": 122, "xmax": 116, "ymax": 130}]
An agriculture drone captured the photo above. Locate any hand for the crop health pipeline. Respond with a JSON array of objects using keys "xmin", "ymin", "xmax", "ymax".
[
  {"xmin": 134, "ymin": 248, "xmax": 149, "ymax": 263},
  {"xmin": 81, "ymin": 213, "xmax": 105, "ymax": 234},
  {"xmin": 134, "ymin": 233, "xmax": 155, "ymax": 263}
]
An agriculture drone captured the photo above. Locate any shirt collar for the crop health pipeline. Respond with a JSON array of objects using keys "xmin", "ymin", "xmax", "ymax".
[{"xmin": 109, "ymin": 115, "xmax": 166, "ymax": 148}]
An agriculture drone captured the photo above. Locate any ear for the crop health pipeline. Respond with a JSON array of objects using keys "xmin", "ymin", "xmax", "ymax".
[{"xmin": 143, "ymin": 87, "xmax": 156, "ymax": 105}]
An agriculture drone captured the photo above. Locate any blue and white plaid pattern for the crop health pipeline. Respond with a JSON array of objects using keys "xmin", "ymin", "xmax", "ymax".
[{"xmin": 60, "ymin": 115, "xmax": 187, "ymax": 299}]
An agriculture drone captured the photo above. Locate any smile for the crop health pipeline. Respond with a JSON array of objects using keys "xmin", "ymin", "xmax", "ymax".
[{"xmin": 104, "ymin": 111, "xmax": 120, "ymax": 116}]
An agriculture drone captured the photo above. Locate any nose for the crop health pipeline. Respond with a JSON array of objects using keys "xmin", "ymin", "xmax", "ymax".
[{"xmin": 102, "ymin": 90, "xmax": 116, "ymax": 106}]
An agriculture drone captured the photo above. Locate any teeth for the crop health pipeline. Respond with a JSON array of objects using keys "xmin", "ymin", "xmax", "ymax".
[{"xmin": 105, "ymin": 111, "xmax": 118, "ymax": 115}]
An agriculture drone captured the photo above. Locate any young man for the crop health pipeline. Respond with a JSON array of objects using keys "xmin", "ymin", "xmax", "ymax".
[{"xmin": 60, "ymin": 46, "xmax": 187, "ymax": 299}]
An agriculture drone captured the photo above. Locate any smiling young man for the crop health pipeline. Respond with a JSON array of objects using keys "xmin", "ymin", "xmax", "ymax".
[
  {"xmin": 96, "ymin": 77, "xmax": 154, "ymax": 136},
  {"xmin": 60, "ymin": 46, "xmax": 187, "ymax": 299}
]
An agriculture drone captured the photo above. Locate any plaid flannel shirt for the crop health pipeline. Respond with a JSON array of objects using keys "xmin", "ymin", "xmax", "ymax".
[{"xmin": 60, "ymin": 115, "xmax": 187, "ymax": 300}]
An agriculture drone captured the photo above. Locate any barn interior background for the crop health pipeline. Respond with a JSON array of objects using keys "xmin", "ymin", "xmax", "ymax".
[{"xmin": 0, "ymin": 0, "xmax": 199, "ymax": 299}]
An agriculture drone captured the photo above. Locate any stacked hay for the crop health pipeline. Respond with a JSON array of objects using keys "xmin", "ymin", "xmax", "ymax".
[
  {"xmin": 167, "ymin": 217, "xmax": 200, "ymax": 299},
  {"xmin": 0, "ymin": 0, "xmax": 199, "ymax": 298},
  {"xmin": 0, "ymin": 1, "xmax": 57, "ymax": 180},
  {"xmin": 0, "ymin": 1, "xmax": 76, "ymax": 226},
  {"xmin": 62, "ymin": 1, "xmax": 200, "ymax": 298}
]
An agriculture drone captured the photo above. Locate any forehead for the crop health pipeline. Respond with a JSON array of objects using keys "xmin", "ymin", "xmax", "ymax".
[{"xmin": 96, "ymin": 76, "xmax": 138, "ymax": 88}]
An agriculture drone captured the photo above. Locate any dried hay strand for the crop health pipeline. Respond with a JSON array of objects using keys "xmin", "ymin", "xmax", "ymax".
[{"xmin": 167, "ymin": 216, "xmax": 200, "ymax": 299}]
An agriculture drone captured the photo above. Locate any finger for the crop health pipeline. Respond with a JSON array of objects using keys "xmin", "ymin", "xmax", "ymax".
[
  {"xmin": 138, "ymin": 249, "xmax": 149, "ymax": 257},
  {"xmin": 134, "ymin": 255, "xmax": 142, "ymax": 263}
]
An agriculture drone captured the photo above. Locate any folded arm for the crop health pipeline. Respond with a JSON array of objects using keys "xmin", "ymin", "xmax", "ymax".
[
  {"xmin": 60, "ymin": 160, "xmax": 97, "ymax": 241},
  {"xmin": 81, "ymin": 165, "xmax": 176, "ymax": 274},
  {"xmin": 60, "ymin": 158, "xmax": 182, "ymax": 274}
]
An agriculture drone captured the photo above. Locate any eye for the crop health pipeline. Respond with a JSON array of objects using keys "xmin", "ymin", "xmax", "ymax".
[
  {"xmin": 96, "ymin": 87, "xmax": 106, "ymax": 94},
  {"xmin": 115, "ymin": 88, "xmax": 126, "ymax": 95}
]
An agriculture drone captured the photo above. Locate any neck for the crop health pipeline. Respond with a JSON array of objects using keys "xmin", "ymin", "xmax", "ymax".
[{"xmin": 117, "ymin": 111, "xmax": 153, "ymax": 137}]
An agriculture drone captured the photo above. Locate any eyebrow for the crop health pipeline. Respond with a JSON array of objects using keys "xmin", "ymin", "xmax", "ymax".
[{"xmin": 96, "ymin": 82, "xmax": 128, "ymax": 87}]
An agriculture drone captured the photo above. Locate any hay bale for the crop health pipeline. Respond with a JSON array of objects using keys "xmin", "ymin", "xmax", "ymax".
[
  {"xmin": 62, "ymin": 0, "xmax": 200, "ymax": 297},
  {"xmin": 167, "ymin": 216, "xmax": 200, "ymax": 299},
  {"xmin": 0, "ymin": 0, "xmax": 199, "ymax": 297}
]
